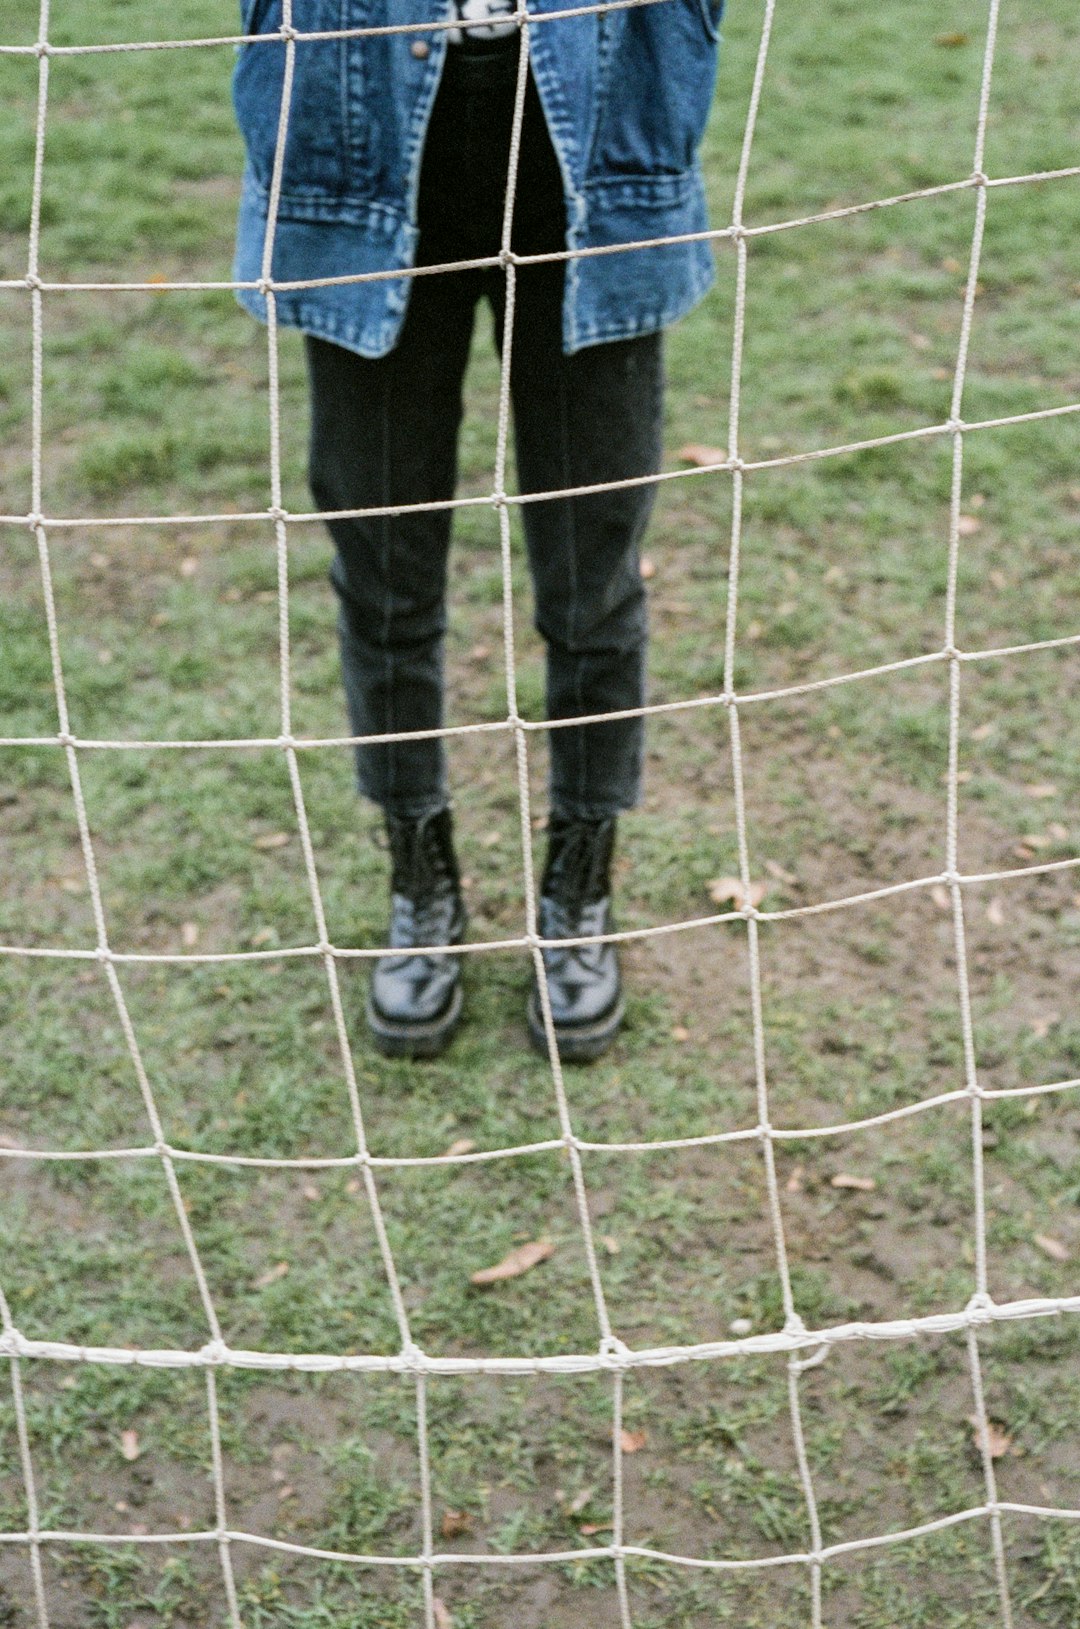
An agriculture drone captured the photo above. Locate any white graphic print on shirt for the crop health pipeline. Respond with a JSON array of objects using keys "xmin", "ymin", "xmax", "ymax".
[{"xmin": 447, "ymin": 0, "xmax": 517, "ymax": 44}]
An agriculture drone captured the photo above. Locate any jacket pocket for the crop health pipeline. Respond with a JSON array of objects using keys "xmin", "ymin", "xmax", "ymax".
[{"xmin": 232, "ymin": 0, "xmax": 351, "ymax": 202}]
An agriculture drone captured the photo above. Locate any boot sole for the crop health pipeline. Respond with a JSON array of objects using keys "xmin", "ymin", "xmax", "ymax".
[
  {"xmin": 526, "ymin": 987, "xmax": 625, "ymax": 1064},
  {"xmin": 366, "ymin": 982, "xmax": 463, "ymax": 1060}
]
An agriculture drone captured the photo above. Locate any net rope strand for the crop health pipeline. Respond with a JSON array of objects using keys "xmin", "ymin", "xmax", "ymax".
[{"xmin": 3, "ymin": 0, "xmax": 1079, "ymax": 1620}]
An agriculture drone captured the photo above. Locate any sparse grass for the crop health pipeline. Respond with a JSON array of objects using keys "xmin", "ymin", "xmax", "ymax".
[{"xmin": 2, "ymin": 0, "xmax": 1080, "ymax": 1625}]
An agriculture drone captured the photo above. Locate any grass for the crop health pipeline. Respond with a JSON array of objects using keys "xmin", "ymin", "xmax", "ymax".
[{"xmin": 2, "ymin": 0, "xmax": 1080, "ymax": 1625}]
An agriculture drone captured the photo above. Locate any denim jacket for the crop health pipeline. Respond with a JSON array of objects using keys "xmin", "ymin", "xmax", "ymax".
[{"xmin": 232, "ymin": 0, "xmax": 722, "ymax": 356}]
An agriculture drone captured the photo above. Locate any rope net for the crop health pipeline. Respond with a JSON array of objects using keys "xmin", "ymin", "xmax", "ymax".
[{"xmin": 1, "ymin": 1, "xmax": 1078, "ymax": 1625}]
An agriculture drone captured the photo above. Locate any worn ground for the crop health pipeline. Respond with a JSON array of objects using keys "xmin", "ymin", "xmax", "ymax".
[{"xmin": 1, "ymin": 0, "xmax": 1080, "ymax": 1625}]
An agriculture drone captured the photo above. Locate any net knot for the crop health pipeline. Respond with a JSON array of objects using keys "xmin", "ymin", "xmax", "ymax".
[
  {"xmin": 942, "ymin": 643, "xmax": 961, "ymax": 660},
  {"xmin": 498, "ymin": 247, "xmax": 516, "ymax": 269},
  {"xmin": 782, "ymin": 1311, "xmax": 808, "ymax": 1341},
  {"xmin": 945, "ymin": 416, "xmax": 964, "ymax": 435},
  {"xmin": 24, "ymin": 274, "xmax": 43, "ymax": 292},
  {"xmin": 256, "ymin": 277, "xmax": 272, "ymax": 297},
  {"xmin": 398, "ymin": 1341, "xmax": 426, "ymax": 1374},
  {"xmin": 971, "ymin": 169, "xmax": 989, "ymax": 187},
  {"xmin": 267, "ymin": 504, "xmax": 286, "ymax": 523},
  {"xmin": 599, "ymin": 1335, "xmax": 632, "ymax": 1368},
  {"xmin": 202, "ymin": 1338, "xmax": 229, "ymax": 1365},
  {"xmin": 0, "ymin": 1327, "xmax": 24, "ymax": 1357},
  {"xmin": 56, "ymin": 730, "xmax": 75, "ymax": 748},
  {"xmin": 728, "ymin": 454, "xmax": 746, "ymax": 472},
  {"xmin": 34, "ymin": 41, "xmax": 51, "ymax": 58},
  {"xmin": 965, "ymin": 1291, "xmax": 995, "ymax": 1323},
  {"xmin": 279, "ymin": 24, "xmax": 298, "ymax": 41},
  {"xmin": 26, "ymin": 511, "xmax": 44, "ymax": 531}
]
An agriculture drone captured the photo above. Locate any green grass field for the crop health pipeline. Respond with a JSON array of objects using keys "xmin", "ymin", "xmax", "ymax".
[{"xmin": 2, "ymin": 1, "xmax": 1080, "ymax": 1624}]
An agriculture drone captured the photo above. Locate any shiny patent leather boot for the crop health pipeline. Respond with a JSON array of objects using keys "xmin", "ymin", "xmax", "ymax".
[
  {"xmin": 367, "ymin": 807, "xmax": 466, "ymax": 1058},
  {"xmin": 527, "ymin": 815, "xmax": 623, "ymax": 1063}
]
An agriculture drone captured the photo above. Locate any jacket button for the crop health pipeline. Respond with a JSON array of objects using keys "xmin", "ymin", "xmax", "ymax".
[{"xmin": 410, "ymin": 39, "xmax": 430, "ymax": 59}]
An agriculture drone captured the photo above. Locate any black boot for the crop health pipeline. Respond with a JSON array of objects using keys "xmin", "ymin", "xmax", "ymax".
[
  {"xmin": 367, "ymin": 806, "xmax": 466, "ymax": 1058},
  {"xmin": 527, "ymin": 816, "xmax": 624, "ymax": 1063}
]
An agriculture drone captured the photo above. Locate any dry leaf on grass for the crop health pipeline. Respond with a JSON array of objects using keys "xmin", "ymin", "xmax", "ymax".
[
  {"xmin": 764, "ymin": 859, "xmax": 798, "ymax": 886},
  {"xmin": 470, "ymin": 1239, "xmax": 554, "ymax": 1286},
  {"xmin": 677, "ymin": 442, "xmax": 726, "ymax": 467},
  {"xmin": 986, "ymin": 897, "xmax": 1005, "ymax": 926},
  {"xmin": 120, "ymin": 1429, "xmax": 141, "ymax": 1462},
  {"xmin": 968, "ymin": 1415, "xmax": 1012, "ymax": 1459},
  {"xmin": 935, "ymin": 30, "xmax": 969, "ymax": 45},
  {"xmin": 831, "ymin": 1173, "xmax": 876, "ymax": 1192},
  {"xmin": 565, "ymin": 1485, "xmax": 595, "ymax": 1516},
  {"xmin": 301, "ymin": 1182, "xmax": 319, "ymax": 1202},
  {"xmin": 0, "ymin": 1134, "xmax": 26, "ymax": 1151},
  {"xmin": 619, "ymin": 1429, "xmax": 648, "ymax": 1454},
  {"xmin": 785, "ymin": 1165, "xmax": 804, "ymax": 1194},
  {"xmin": 1034, "ymin": 1234, "xmax": 1069, "ymax": 1263},
  {"xmin": 602, "ymin": 1235, "xmax": 620, "ymax": 1255},
  {"xmin": 433, "ymin": 1598, "xmax": 453, "ymax": 1629},
  {"xmin": 580, "ymin": 1521, "xmax": 613, "ymax": 1536},
  {"xmin": 253, "ymin": 832, "xmax": 290, "ymax": 850},
  {"xmin": 1024, "ymin": 783, "xmax": 1058, "ymax": 800},
  {"xmin": 180, "ymin": 921, "xmax": 199, "ymax": 948},
  {"xmin": 930, "ymin": 884, "xmax": 951, "ymax": 911},
  {"xmin": 956, "ymin": 513, "xmax": 981, "ymax": 536},
  {"xmin": 708, "ymin": 876, "xmax": 767, "ymax": 911},
  {"xmin": 254, "ymin": 1261, "xmax": 290, "ymax": 1289},
  {"xmin": 440, "ymin": 1509, "xmax": 473, "ymax": 1538},
  {"xmin": 671, "ymin": 1025, "xmax": 690, "ymax": 1042},
  {"xmin": 445, "ymin": 1138, "xmax": 476, "ymax": 1158}
]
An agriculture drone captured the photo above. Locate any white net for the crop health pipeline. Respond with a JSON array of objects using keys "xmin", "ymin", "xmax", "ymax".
[{"xmin": 1, "ymin": 1, "xmax": 1079, "ymax": 1625}]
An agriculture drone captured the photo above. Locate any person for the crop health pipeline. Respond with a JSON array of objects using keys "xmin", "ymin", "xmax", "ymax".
[{"xmin": 231, "ymin": 0, "xmax": 723, "ymax": 1061}]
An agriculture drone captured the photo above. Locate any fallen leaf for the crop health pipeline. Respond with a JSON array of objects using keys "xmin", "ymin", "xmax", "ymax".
[
  {"xmin": 179, "ymin": 556, "xmax": 198, "ymax": 577},
  {"xmin": 120, "ymin": 1429, "xmax": 141, "ymax": 1462},
  {"xmin": 708, "ymin": 875, "xmax": 767, "ymax": 911},
  {"xmin": 580, "ymin": 1521, "xmax": 613, "ymax": 1536},
  {"xmin": 254, "ymin": 1261, "xmax": 290, "ymax": 1289},
  {"xmin": 785, "ymin": 1165, "xmax": 804, "ymax": 1194},
  {"xmin": 602, "ymin": 1235, "xmax": 620, "ymax": 1255},
  {"xmin": 988, "ymin": 569, "xmax": 1007, "ymax": 590},
  {"xmin": 930, "ymin": 884, "xmax": 951, "ymax": 911},
  {"xmin": 764, "ymin": 859, "xmax": 798, "ymax": 886},
  {"xmin": 480, "ymin": 830, "xmax": 502, "ymax": 847},
  {"xmin": 678, "ymin": 442, "xmax": 726, "ymax": 467},
  {"xmin": 729, "ymin": 1317, "xmax": 753, "ymax": 1336},
  {"xmin": 433, "ymin": 1599, "xmax": 452, "ymax": 1629},
  {"xmin": 253, "ymin": 831, "xmax": 290, "ymax": 850},
  {"xmin": 986, "ymin": 897, "xmax": 1005, "ymax": 927},
  {"xmin": 1029, "ymin": 1013, "xmax": 1059, "ymax": 1041},
  {"xmin": 445, "ymin": 1138, "xmax": 477, "ymax": 1158},
  {"xmin": 470, "ymin": 1239, "xmax": 554, "ymax": 1286},
  {"xmin": 146, "ymin": 270, "xmax": 169, "ymax": 286},
  {"xmin": 301, "ymin": 1182, "xmax": 319, "ymax": 1202},
  {"xmin": 831, "ymin": 1173, "xmax": 876, "ymax": 1192},
  {"xmin": 566, "ymin": 1485, "xmax": 595, "ymax": 1516},
  {"xmin": 250, "ymin": 927, "xmax": 276, "ymax": 946},
  {"xmin": 619, "ymin": 1429, "xmax": 648, "ymax": 1454},
  {"xmin": 941, "ymin": 255, "xmax": 963, "ymax": 274},
  {"xmin": 1034, "ymin": 1234, "xmax": 1069, "ymax": 1263},
  {"xmin": 1024, "ymin": 783, "xmax": 1058, "ymax": 800},
  {"xmin": 60, "ymin": 876, "xmax": 86, "ymax": 895},
  {"xmin": 671, "ymin": 1025, "xmax": 690, "ymax": 1042},
  {"xmin": 970, "ymin": 722, "xmax": 994, "ymax": 741},
  {"xmin": 1047, "ymin": 822, "xmax": 1069, "ymax": 841},
  {"xmin": 935, "ymin": 30, "xmax": 969, "ymax": 45},
  {"xmin": 0, "ymin": 1134, "xmax": 26, "ymax": 1151},
  {"xmin": 956, "ymin": 514, "xmax": 981, "ymax": 536},
  {"xmin": 346, "ymin": 1177, "xmax": 361, "ymax": 1194},
  {"xmin": 468, "ymin": 644, "xmax": 491, "ymax": 662},
  {"xmin": 440, "ymin": 1508, "xmax": 473, "ymax": 1538},
  {"xmin": 639, "ymin": 556, "xmax": 657, "ymax": 580},
  {"xmin": 968, "ymin": 1415, "xmax": 1011, "ymax": 1458},
  {"xmin": 180, "ymin": 921, "xmax": 199, "ymax": 948},
  {"xmin": 277, "ymin": 1484, "xmax": 294, "ymax": 1501},
  {"xmin": 745, "ymin": 619, "xmax": 764, "ymax": 640}
]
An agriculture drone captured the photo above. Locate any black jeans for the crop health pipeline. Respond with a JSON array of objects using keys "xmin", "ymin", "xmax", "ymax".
[{"xmin": 306, "ymin": 41, "xmax": 663, "ymax": 821}]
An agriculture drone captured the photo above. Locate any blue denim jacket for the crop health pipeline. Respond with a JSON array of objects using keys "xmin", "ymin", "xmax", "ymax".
[{"xmin": 232, "ymin": 0, "xmax": 722, "ymax": 356}]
